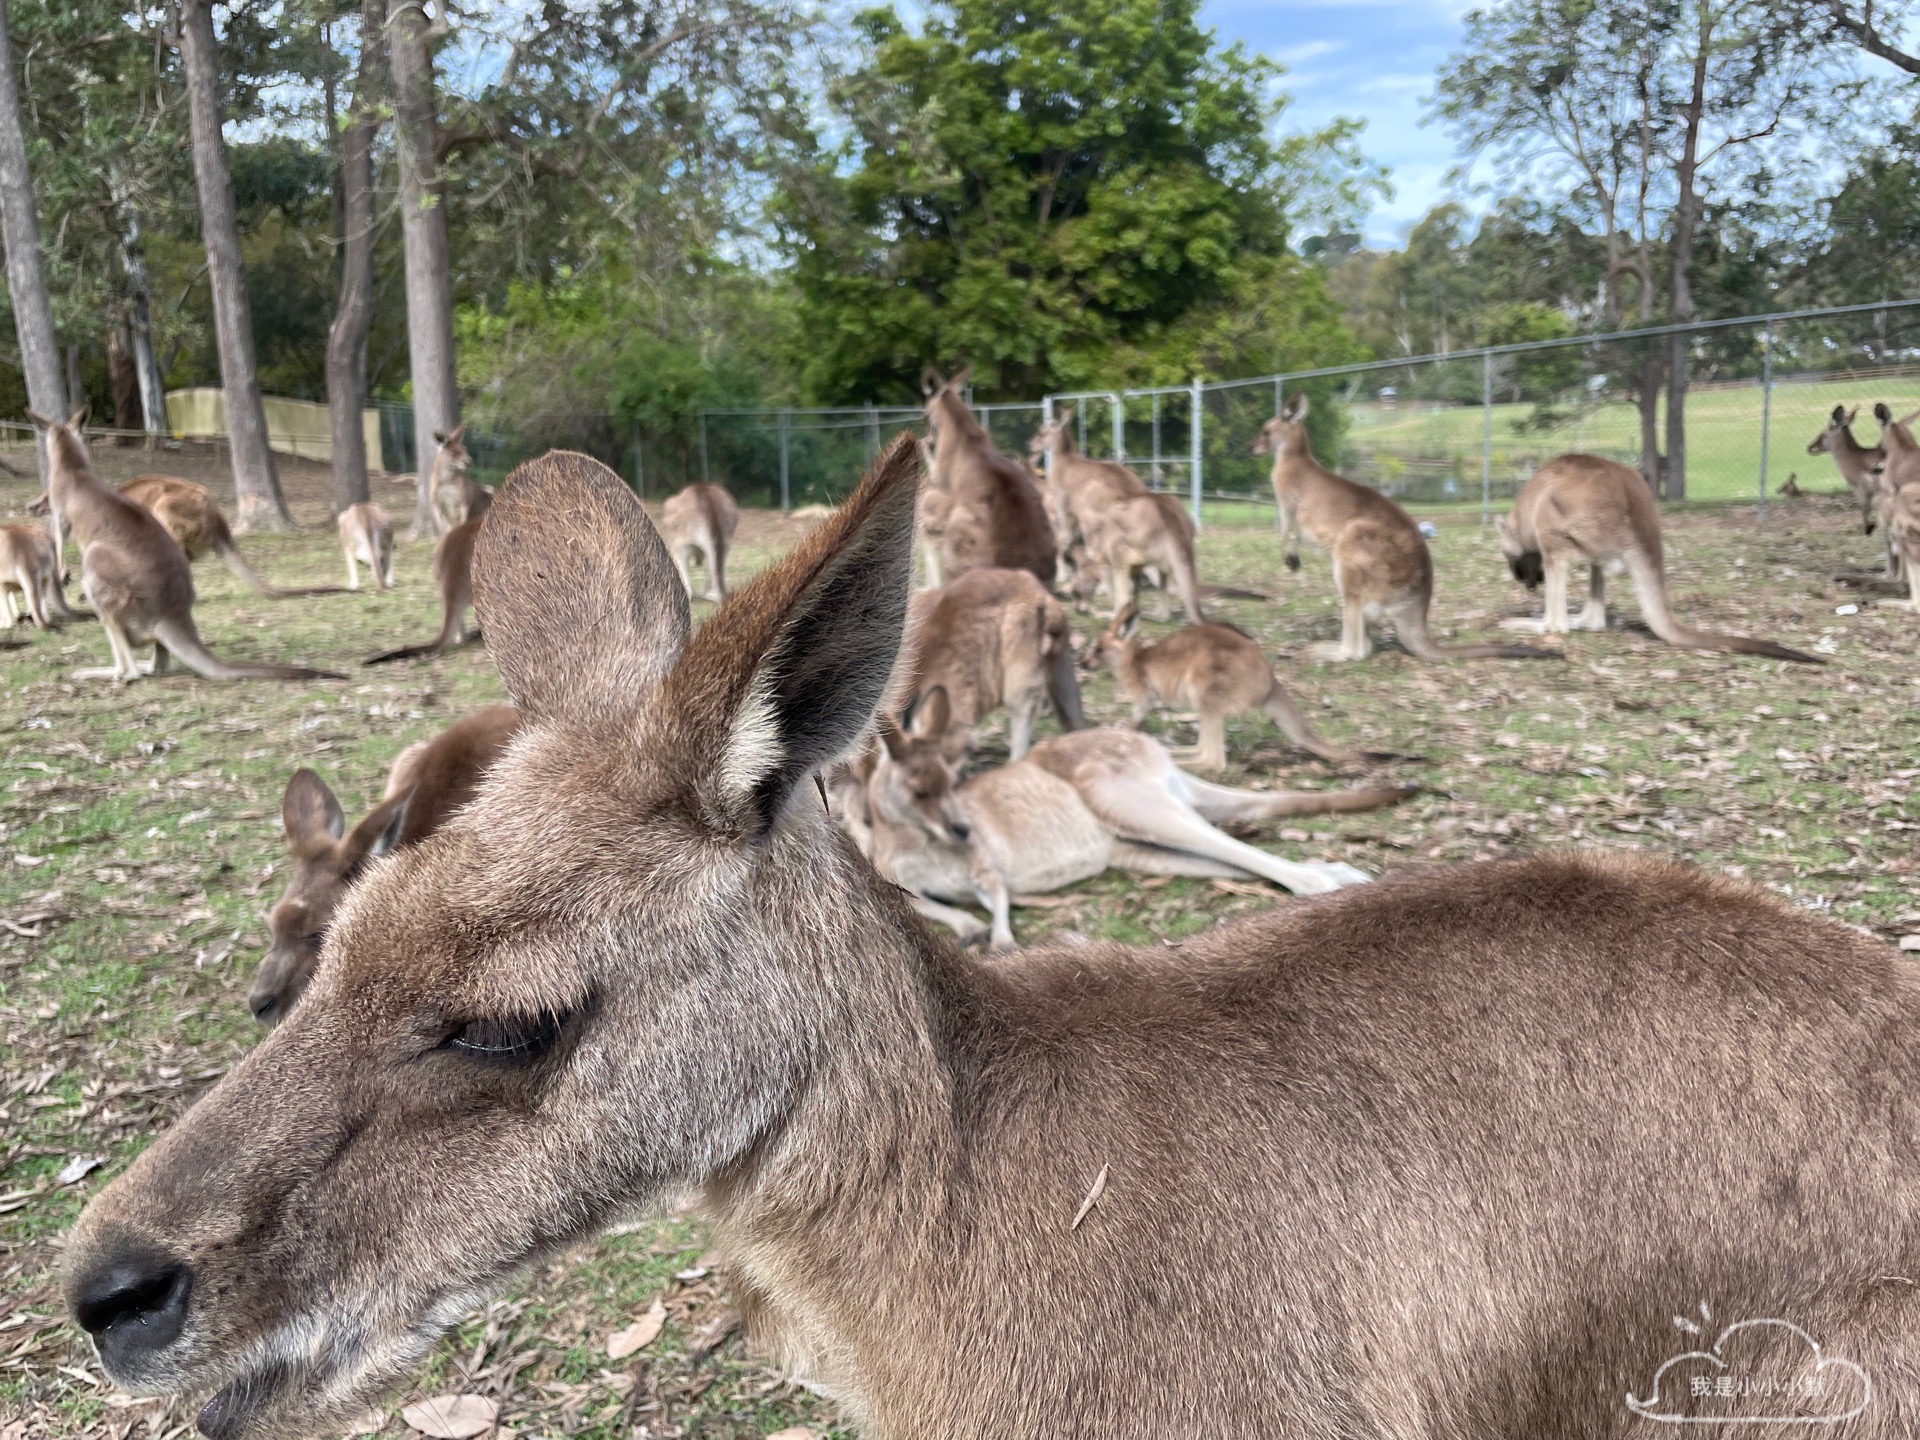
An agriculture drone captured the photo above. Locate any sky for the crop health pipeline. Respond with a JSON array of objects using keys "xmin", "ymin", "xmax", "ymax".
[{"xmin": 1202, "ymin": 0, "xmax": 1475, "ymax": 247}]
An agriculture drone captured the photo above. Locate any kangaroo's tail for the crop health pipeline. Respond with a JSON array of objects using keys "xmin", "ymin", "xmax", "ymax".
[
  {"xmin": 1246, "ymin": 783, "xmax": 1419, "ymax": 818},
  {"xmin": 1261, "ymin": 684, "xmax": 1363, "ymax": 767},
  {"xmin": 213, "ymin": 518, "xmax": 348, "ymax": 598},
  {"xmin": 1623, "ymin": 550, "xmax": 1824, "ymax": 665},
  {"xmin": 364, "ymin": 592, "xmax": 469, "ymax": 665},
  {"xmin": 1040, "ymin": 599, "xmax": 1085, "ymax": 730},
  {"xmin": 1392, "ymin": 598, "xmax": 1562, "ymax": 662},
  {"xmin": 152, "ymin": 617, "xmax": 342, "ymax": 680}
]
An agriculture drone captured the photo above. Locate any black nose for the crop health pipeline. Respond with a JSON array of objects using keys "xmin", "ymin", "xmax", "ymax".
[
  {"xmin": 248, "ymin": 991, "xmax": 279, "ymax": 1025},
  {"xmin": 71, "ymin": 1247, "xmax": 192, "ymax": 1367},
  {"xmin": 950, "ymin": 821, "xmax": 972, "ymax": 842}
]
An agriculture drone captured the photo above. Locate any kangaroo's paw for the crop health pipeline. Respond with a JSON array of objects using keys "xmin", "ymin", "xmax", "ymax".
[
  {"xmin": 1499, "ymin": 616, "xmax": 1552, "ymax": 634},
  {"xmin": 71, "ymin": 665, "xmax": 135, "ymax": 682},
  {"xmin": 1297, "ymin": 861, "xmax": 1371, "ymax": 889}
]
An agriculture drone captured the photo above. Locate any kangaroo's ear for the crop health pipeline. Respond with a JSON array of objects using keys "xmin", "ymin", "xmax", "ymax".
[
  {"xmin": 948, "ymin": 364, "xmax": 973, "ymax": 392},
  {"xmin": 355, "ymin": 789, "xmax": 412, "ymax": 862},
  {"xmin": 283, "ymin": 770, "xmax": 346, "ymax": 851},
  {"xmin": 661, "ymin": 435, "xmax": 922, "ymax": 833},
  {"xmin": 25, "ymin": 409, "xmax": 55, "ymax": 430},
  {"xmin": 1875, "ymin": 402, "xmax": 1893, "ymax": 425},
  {"xmin": 1282, "ymin": 393, "xmax": 1308, "ymax": 423},
  {"xmin": 922, "ymin": 367, "xmax": 943, "ymax": 398},
  {"xmin": 447, "ymin": 422, "xmax": 466, "ymax": 445},
  {"xmin": 1832, "ymin": 404, "xmax": 1848, "ymax": 425},
  {"xmin": 1845, "ymin": 405, "xmax": 1859, "ymax": 425},
  {"xmin": 472, "ymin": 450, "xmax": 690, "ymax": 727},
  {"xmin": 911, "ymin": 685, "xmax": 950, "ymax": 740}
]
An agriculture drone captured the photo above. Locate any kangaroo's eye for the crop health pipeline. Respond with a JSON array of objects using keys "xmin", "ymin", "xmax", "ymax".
[{"xmin": 444, "ymin": 1012, "xmax": 566, "ymax": 1062}]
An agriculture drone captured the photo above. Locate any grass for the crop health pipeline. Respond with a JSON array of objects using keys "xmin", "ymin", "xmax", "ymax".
[{"xmin": 3, "ymin": 443, "xmax": 1919, "ymax": 1436}]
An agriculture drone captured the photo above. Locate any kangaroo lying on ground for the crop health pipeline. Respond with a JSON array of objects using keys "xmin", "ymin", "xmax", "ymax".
[
  {"xmin": 363, "ymin": 513, "xmax": 481, "ymax": 664},
  {"xmin": 252, "ymin": 705, "xmax": 522, "ymax": 1024},
  {"xmin": 922, "ymin": 366, "xmax": 1056, "ymax": 585},
  {"xmin": 337, "ymin": 502, "xmax": 394, "ymax": 591},
  {"xmin": 902, "ymin": 566, "xmax": 1084, "ymax": 759},
  {"xmin": 860, "ymin": 697, "xmax": 1402, "ymax": 949},
  {"xmin": 427, "ymin": 425, "xmax": 488, "ymax": 537},
  {"xmin": 660, "ymin": 481, "xmax": 740, "ymax": 601},
  {"xmin": 1496, "ymin": 454, "xmax": 1823, "ymax": 663},
  {"xmin": 66, "ymin": 438, "xmax": 1920, "ymax": 1440},
  {"xmin": 1806, "ymin": 404, "xmax": 1884, "ymax": 533},
  {"xmin": 26, "ymin": 411, "xmax": 341, "ymax": 682},
  {"xmin": 1255, "ymin": 394, "xmax": 1553, "ymax": 663},
  {"xmin": 1030, "ymin": 410, "xmax": 1204, "ymax": 622},
  {"xmin": 1087, "ymin": 604, "xmax": 1369, "ymax": 770},
  {"xmin": 1, "ymin": 521, "xmax": 77, "ymax": 628}
]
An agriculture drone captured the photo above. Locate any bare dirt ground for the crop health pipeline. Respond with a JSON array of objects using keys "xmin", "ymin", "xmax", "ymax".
[{"xmin": 1, "ymin": 447, "xmax": 1915, "ymax": 1438}]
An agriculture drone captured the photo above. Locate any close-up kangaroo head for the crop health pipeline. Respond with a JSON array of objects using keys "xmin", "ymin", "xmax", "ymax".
[
  {"xmin": 870, "ymin": 688, "xmax": 968, "ymax": 846},
  {"xmin": 1807, "ymin": 403, "xmax": 1860, "ymax": 455},
  {"xmin": 1249, "ymin": 392, "xmax": 1308, "ymax": 457},
  {"xmin": 1494, "ymin": 513, "xmax": 1545, "ymax": 588},
  {"xmin": 62, "ymin": 440, "xmax": 924, "ymax": 1440},
  {"xmin": 432, "ymin": 423, "xmax": 470, "ymax": 475}
]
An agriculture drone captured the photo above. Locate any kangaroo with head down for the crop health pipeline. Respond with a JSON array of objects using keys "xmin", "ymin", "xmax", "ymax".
[
  {"xmin": 26, "ymin": 411, "xmax": 341, "ymax": 682},
  {"xmin": 1496, "ymin": 454, "xmax": 1823, "ymax": 664},
  {"xmin": 65, "ymin": 438, "xmax": 1920, "ymax": 1440},
  {"xmin": 660, "ymin": 481, "xmax": 740, "ymax": 602},
  {"xmin": 116, "ymin": 474, "xmax": 347, "ymax": 597},
  {"xmin": 252, "ymin": 705, "xmax": 522, "ymax": 1025},
  {"xmin": 1, "ymin": 520, "xmax": 77, "ymax": 628},
  {"xmin": 1254, "ymin": 394, "xmax": 1554, "ymax": 664},
  {"xmin": 337, "ymin": 502, "xmax": 395, "ymax": 591}
]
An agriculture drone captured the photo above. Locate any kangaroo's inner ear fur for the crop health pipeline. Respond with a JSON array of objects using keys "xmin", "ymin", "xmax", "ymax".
[
  {"xmin": 284, "ymin": 770, "xmax": 347, "ymax": 850},
  {"xmin": 473, "ymin": 450, "xmax": 690, "ymax": 727}
]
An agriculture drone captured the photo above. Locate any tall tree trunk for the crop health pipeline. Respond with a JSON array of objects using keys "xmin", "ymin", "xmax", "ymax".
[
  {"xmin": 327, "ymin": 0, "xmax": 382, "ymax": 515},
  {"xmin": 0, "ymin": 0, "xmax": 66, "ymax": 492},
  {"xmin": 108, "ymin": 318, "xmax": 142, "ymax": 440},
  {"xmin": 1664, "ymin": 7, "xmax": 1711, "ymax": 504},
  {"xmin": 179, "ymin": 0, "xmax": 294, "ymax": 531},
  {"xmin": 119, "ymin": 209, "xmax": 169, "ymax": 436},
  {"xmin": 388, "ymin": 0, "xmax": 459, "ymax": 538}
]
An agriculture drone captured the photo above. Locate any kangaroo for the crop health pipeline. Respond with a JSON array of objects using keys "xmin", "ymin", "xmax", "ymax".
[
  {"xmin": 338, "ymin": 502, "xmax": 395, "ymax": 591},
  {"xmin": 25, "ymin": 411, "xmax": 341, "ymax": 682},
  {"xmin": 67, "ymin": 437, "xmax": 1920, "ymax": 1440},
  {"xmin": 117, "ymin": 474, "xmax": 347, "ymax": 598},
  {"xmin": 0, "ymin": 521, "xmax": 75, "ymax": 628},
  {"xmin": 427, "ymin": 425, "xmax": 488, "ymax": 536},
  {"xmin": 660, "ymin": 481, "xmax": 740, "ymax": 602},
  {"xmin": 863, "ymin": 707, "xmax": 1403, "ymax": 950},
  {"xmin": 1497, "ymin": 454, "xmax": 1823, "ymax": 664},
  {"xmin": 1806, "ymin": 405, "xmax": 1884, "ymax": 532},
  {"xmin": 363, "ymin": 513, "xmax": 480, "ymax": 664},
  {"xmin": 1031, "ymin": 410, "xmax": 1204, "ymax": 622},
  {"xmin": 902, "ymin": 567, "xmax": 1084, "ymax": 760},
  {"xmin": 251, "ymin": 705, "xmax": 522, "ymax": 1025},
  {"xmin": 1254, "ymin": 394, "xmax": 1553, "ymax": 664},
  {"xmin": 1087, "ymin": 604, "xmax": 1367, "ymax": 770},
  {"xmin": 923, "ymin": 366, "xmax": 1056, "ymax": 585}
]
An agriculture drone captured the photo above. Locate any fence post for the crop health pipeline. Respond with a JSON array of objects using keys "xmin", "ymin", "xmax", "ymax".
[
  {"xmin": 866, "ymin": 402, "xmax": 877, "ymax": 466},
  {"xmin": 1151, "ymin": 392, "xmax": 1162, "ymax": 489},
  {"xmin": 1273, "ymin": 378, "xmax": 1285, "ymax": 528},
  {"xmin": 1757, "ymin": 324, "xmax": 1773, "ymax": 527},
  {"xmin": 1111, "ymin": 392, "xmax": 1124, "ymax": 463},
  {"xmin": 1041, "ymin": 395, "xmax": 1054, "ymax": 489},
  {"xmin": 778, "ymin": 409, "xmax": 791, "ymax": 513},
  {"xmin": 1480, "ymin": 350, "xmax": 1493, "ymax": 527},
  {"xmin": 634, "ymin": 424, "xmax": 645, "ymax": 500},
  {"xmin": 699, "ymin": 411, "xmax": 710, "ymax": 487},
  {"xmin": 1188, "ymin": 377, "xmax": 1203, "ymax": 530}
]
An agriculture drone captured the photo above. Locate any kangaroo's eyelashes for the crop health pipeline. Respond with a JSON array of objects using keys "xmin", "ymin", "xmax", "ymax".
[{"xmin": 443, "ymin": 1011, "xmax": 568, "ymax": 1062}]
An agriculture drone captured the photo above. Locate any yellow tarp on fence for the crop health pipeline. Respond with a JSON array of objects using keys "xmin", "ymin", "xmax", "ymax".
[{"xmin": 164, "ymin": 389, "xmax": 387, "ymax": 473}]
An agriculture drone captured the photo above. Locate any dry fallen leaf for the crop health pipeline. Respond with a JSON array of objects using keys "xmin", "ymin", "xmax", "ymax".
[
  {"xmin": 606, "ymin": 1297, "xmax": 668, "ymax": 1359},
  {"xmin": 400, "ymin": 1394, "xmax": 497, "ymax": 1438},
  {"xmin": 343, "ymin": 1408, "xmax": 389, "ymax": 1436},
  {"xmin": 765, "ymin": 1429, "xmax": 815, "ymax": 1440}
]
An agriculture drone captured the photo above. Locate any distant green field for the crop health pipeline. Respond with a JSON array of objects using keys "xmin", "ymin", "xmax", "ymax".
[{"xmin": 1344, "ymin": 374, "xmax": 1920, "ymax": 503}]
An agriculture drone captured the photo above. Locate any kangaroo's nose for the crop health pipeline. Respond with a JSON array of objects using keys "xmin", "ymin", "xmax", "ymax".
[
  {"xmin": 248, "ymin": 990, "xmax": 279, "ymax": 1025},
  {"xmin": 71, "ymin": 1246, "xmax": 192, "ymax": 1366},
  {"xmin": 950, "ymin": 821, "xmax": 972, "ymax": 842}
]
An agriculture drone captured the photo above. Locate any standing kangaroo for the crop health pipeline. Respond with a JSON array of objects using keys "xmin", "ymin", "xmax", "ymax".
[
  {"xmin": 660, "ymin": 481, "xmax": 740, "ymax": 601},
  {"xmin": 923, "ymin": 366, "xmax": 1056, "ymax": 585},
  {"xmin": 1254, "ymin": 394, "xmax": 1553, "ymax": 663},
  {"xmin": 337, "ymin": 502, "xmax": 395, "ymax": 591},
  {"xmin": 1031, "ymin": 409, "xmax": 1204, "ymax": 622},
  {"xmin": 251, "ymin": 705, "xmax": 521, "ymax": 1024},
  {"xmin": 363, "ymin": 513, "xmax": 481, "ymax": 664},
  {"xmin": 26, "ymin": 411, "xmax": 341, "ymax": 682},
  {"xmin": 1497, "ymin": 454, "xmax": 1823, "ymax": 664},
  {"xmin": 427, "ymin": 425, "xmax": 488, "ymax": 537},
  {"xmin": 902, "ymin": 566, "xmax": 1084, "ymax": 760},
  {"xmin": 65, "ymin": 438, "xmax": 1920, "ymax": 1440},
  {"xmin": 1087, "ymin": 604, "xmax": 1366, "ymax": 770},
  {"xmin": 1, "ymin": 521, "xmax": 76, "ymax": 628},
  {"xmin": 1805, "ymin": 404, "xmax": 1885, "ymax": 533}
]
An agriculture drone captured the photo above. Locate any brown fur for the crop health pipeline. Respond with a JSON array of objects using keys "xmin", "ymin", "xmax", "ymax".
[
  {"xmin": 119, "ymin": 474, "xmax": 345, "ymax": 598},
  {"xmin": 427, "ymin": 425, "xmax": 488, "ymax": 537},
  {"xmin": 922, "ymin": 367, "xmax": 1055, "ymax": 585},
  {"xmin": 1498, "ymin": 454, "xmax": 1823, "ymax": 664},
  {"xmin": 1088, "ymin": 604, "xmax": 1362, "ymax": 769},
  {"xmin": 251, "ymin": 706, "xmax": 522, "ymax": 1025},
  {"xmin": 660, "ymin": 482, "xmax": 741, "ymax": 601},
  {"xmin": 63, "ymin": 437, "xmax": 1920, "ymax": 1440},
  {"xmin": 362, "ymin": 515, "xmax": 481, "ymax": 664},
  {"xmin": 26, "ymin": 412, "xmax": 341, "ymax": 682},
  {"xmin": 1807, "ymin": 405, "xmax": 1885, "ymax": 532},
  {"xmin": 902, "ymin": 567, "xmax": 1084, "ymax": 759},
  {"xmin": 0, "ymin": 520, "xmax": 73, "ymax": 628},
  {"xmin": 1254, "ymin": 394, "xmax": 1553, "ymax": 663},
  {"xmin": 337, "ymin": 502, "xmax": 395, "ymax": 591}
]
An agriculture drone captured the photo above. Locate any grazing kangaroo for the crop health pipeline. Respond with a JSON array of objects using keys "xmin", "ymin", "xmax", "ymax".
[
  {"xmin": 863, "ymin": 707, "xmax": 1400, "ymax": 949},
  {"xmin": 1, "ymin": 521, "xmax": 75, "ymax": 628},
  {"xmin": 1254, "ymin": 394, "xmax": 1552, "ymax": 664},
  {"xmin": 923, "ymin": 366, "xmax": 1056, "ymax": 585},
  {"xmin": 427, "ymin": 425, "xmax": 488, "ymax": 536},
  {"xmin": 66, "ymin": 438, "xmax": 1920, "ymax": 1440},
  {"xmin": 1031, "ymin": 410, "xmax": 1204, "ymax": 622},
  {"xmin": 660, "ymin": 481, "xmax": 740, "ymax": 601},
  {"xmin": 26, "ymin": 412, "xmax": 341, "ymax": 682},
  {"xmin": 903, "ymin": 567, "xmax": 1084, "ymax": 760},
  {"xmin": 363, "ymin": 514, "xmax": 480, "ymax": 664},
  {"xmin": 252, "ymin": 705, "xmax": 521, "ymax": 1024},
  {"xmin": 337, "ymin": 502, "xmax": 395, "ymax": 591},
  {"xmin": 1497, "ymin": 454, "xmax": 1823, "ymax": 664},
  {"xmin": 1806, "ymin": 405, "xmax": 1884, "ymax": 532},
  {"xmin": 117, "ymin": 474, "xmax": 346, "ymax": 598},
  {"xmin": 1087, "ymin": 604, "xmax": 1366, "ymax": 770}
]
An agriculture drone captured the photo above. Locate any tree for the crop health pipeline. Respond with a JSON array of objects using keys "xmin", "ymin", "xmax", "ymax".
[
  {"xmin": 0, "ymin": 0, "xmax": 66, "ymax": 486},
  {"xmin": 178, "ymin": 0, "xmax": 294, "ymax": 530},
  {"xmin": 780, "ymin": 0, "xmax": 1380, "ymax": 401},
  {"xmin": 327, "ymin": 0, "xmax": 383, "ymax": 514}
]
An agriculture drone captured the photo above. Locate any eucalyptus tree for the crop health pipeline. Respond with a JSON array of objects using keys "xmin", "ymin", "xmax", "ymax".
[
  {"xmin": 327, "ymin": 0, "xmax": 382, "ymax": 514},
  {"xmin": 0, "ymin": 0, "xmax": 66, "ymax": 483}
]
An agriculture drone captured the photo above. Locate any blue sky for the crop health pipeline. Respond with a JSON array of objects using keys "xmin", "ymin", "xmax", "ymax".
[{"xmin": 1202, "ymin": 0, "xmax": 1475, "ymax": 246}]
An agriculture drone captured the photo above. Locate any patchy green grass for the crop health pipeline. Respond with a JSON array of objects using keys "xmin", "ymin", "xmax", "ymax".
[{"xmin": 2, "ymin": 444, "xmax": 1916, "ymax": 1436}]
